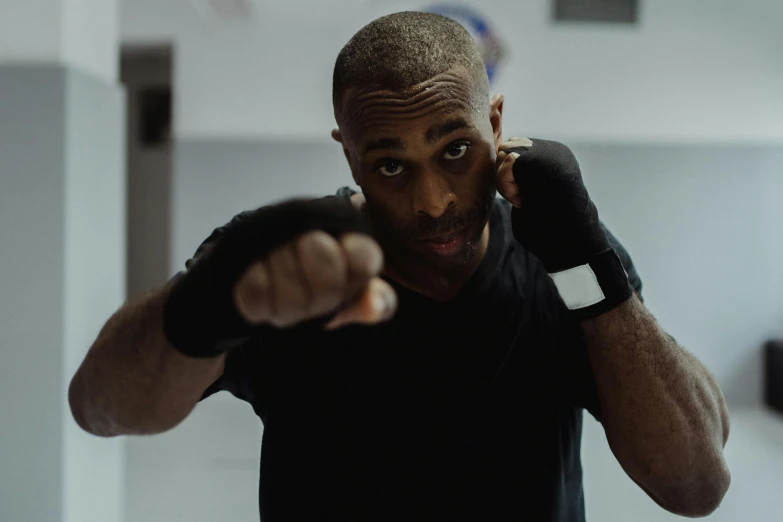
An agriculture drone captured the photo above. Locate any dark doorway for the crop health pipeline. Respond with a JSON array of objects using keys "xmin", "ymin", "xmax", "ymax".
[{"xmin": 120, "ymin": 45, "xmax": 173, "ymax": 299}]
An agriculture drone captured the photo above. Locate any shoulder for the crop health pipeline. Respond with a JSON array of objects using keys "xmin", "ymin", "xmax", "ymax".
[
  {"xmin": 185, "ymin": 210, "xmax": 255, "ymax": 270},
  {"xmin": 490, "ymin": 196, "xmax": 517, "ymax": 247},
  {"xmin": 186, "ymin": 188, "xmax": 356, "ymax": 269},
  {"xmin": 335, "ymin": 186, "xmax": 358, "ymax": 201}
]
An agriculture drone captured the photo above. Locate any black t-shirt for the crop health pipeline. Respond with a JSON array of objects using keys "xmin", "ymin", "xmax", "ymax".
[{"xmin": 194, "ymin": 191, "xmax": 643, "ymax": 522}]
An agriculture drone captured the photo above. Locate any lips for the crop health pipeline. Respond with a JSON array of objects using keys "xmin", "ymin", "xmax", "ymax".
[
  {"xmin": 416, "ymin": 228, "xmax": 468, "ymax": 257},
  {"xmin": 419, "ymin": 228, "xmax": 465, "ymax": 243}
]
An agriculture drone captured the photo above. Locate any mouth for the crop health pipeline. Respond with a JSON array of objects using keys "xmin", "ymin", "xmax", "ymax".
[{"xmin": 416, "ymin": 227, "xmax": 468, "ymax": 257}]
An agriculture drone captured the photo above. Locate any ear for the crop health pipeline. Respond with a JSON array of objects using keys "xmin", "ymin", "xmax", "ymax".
[
  {"xmin": 332, "ymin": 128, "xmax": 360, "ymax": 185},
  {"xmin": 489, "ymin": 93, "xmax": 505, "ymax": 150}
]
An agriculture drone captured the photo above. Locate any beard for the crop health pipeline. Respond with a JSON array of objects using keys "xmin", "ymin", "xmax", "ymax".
[{"xmin": 363, "ymin": 165, "xmax": 497, "ymax": 273}]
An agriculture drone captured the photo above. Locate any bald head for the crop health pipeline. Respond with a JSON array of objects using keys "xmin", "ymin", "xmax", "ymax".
[{"xmin": 332, "ymin": 11, "xmax": 490, "ymax": 120}]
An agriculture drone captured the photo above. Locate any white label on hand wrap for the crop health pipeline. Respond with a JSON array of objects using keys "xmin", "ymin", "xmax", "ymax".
[{"xmin": 549, "ymin": 264, "xmax": 605, "ymax": 310}]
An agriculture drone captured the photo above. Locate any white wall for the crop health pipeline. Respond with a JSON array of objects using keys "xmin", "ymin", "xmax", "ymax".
[
  {"xmin": 576, "ymin": 145, "xmax": 783, "ymax": 522},
  {"xmin": 578, "ymin": 145, "xmax": 783, "ymax": 407},
  {"xmin": 0, "ymin": 68, "xmax": 68, "ymax": 522},
  {"xmin": 0, "ymin": 0, "xmax": 63, "ymax": 66},
  {"xmin": 0, "ymin": 65, "xmax": 126, "ymax": 522},
  {"xmin": 62, "ymin": 0, "xmax": 120, "ymax": 83},
  {"xmin": 121, "ymin": 0, "xmax": 783, "ymax": 142},
  {"xmin": 0, "ymin": 0, "xmax": 118, "ymax": 82}
]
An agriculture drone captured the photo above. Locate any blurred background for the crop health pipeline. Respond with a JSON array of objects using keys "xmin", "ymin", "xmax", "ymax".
[{"xmin": 2, "ymin": 0, "xmax": 783, "ymax": 521}]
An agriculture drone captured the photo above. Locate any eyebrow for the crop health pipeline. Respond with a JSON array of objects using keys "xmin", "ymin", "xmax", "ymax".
[
  {"xmin": 361, "ymin": 118, "xmax": 472, "ymax": 155},
  {"xmin": 363, "ymin": 137, "xmax": 405, "ymax": 155},
  {"xmin": 425, "ymin": 118, "xmax": 471, "ymax": 143}
]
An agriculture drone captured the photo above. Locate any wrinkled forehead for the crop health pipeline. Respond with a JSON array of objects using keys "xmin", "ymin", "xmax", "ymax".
[{"xmin": 338, "ymin": 69, "xmax": 486, "ymax": 144}]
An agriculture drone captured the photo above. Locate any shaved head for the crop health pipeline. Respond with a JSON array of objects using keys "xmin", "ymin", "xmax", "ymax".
[{"xmin": 332, "ymin": 11, "xmax": 490, "ymax": 120}]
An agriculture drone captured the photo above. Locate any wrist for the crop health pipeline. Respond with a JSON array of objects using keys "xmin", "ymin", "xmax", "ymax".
[
  {"xmin": 163, "ymin": 266, "xmax": 253, "ymax": 358},
  {"xmin": 548, "ymin": 248, "xmax": 633, "ymax": 320}
]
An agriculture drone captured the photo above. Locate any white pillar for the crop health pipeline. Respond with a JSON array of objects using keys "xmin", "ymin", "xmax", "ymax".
[{"xmin": 0, "ymin": 1, "xmax": 125, "ymax": 521}]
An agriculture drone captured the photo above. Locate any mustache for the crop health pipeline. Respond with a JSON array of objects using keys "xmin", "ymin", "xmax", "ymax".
[
  {"xmin": 399, "ymin": 202, "xmax": 488, "ymax": 240},
  {"xmin": 362, "ymin": 172, "xmax": 497, "ymax": 243}
]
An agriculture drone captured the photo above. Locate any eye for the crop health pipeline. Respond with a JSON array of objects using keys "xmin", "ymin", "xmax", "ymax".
[
  {"xmin": 443, "ymin": 143, "xmax": 469, "ymax": 161},
  {"xmin": 378, "ymin": 160, "xmax": 405, "ymax": 177}
]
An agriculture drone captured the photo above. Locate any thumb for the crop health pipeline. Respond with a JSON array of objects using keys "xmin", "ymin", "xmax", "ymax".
[{"xmin": 324, "ymin": 277, "xmax": 397, "ymax": 330}]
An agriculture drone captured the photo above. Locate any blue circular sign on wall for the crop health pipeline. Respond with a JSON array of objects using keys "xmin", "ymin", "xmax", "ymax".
[{"xmin": 425, "ymin": 4, "xmax": 507, "ymax": 84}]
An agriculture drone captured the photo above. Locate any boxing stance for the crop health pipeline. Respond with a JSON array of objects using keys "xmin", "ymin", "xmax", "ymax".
[{"xmin": 69, "ymin": 12, "xmax": 730, "ymax": 522}]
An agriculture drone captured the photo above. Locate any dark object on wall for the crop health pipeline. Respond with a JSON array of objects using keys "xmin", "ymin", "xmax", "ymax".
[
  {"xmin": 765, "ymin": 340, "xmax": 783, "ymax": 414},
  {"xmin": 139, "ymin": 87, "xmax": 171, "ymax": 147},
  {"xmin": 553, "ymin": 0, "xmax": 638, "ymax": 24}
]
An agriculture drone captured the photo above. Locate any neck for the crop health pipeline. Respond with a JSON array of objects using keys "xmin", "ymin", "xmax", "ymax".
[{"xmin": 382, "ymin": 221, "xmax": 490, "ymax": 302}]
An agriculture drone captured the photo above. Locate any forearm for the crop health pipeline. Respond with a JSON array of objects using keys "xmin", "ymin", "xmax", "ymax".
[
  {"xmin": 582, "ymin": 295, "xmax": 730, "ymax": 516},
  {"xmin": 68, "ymin": 287, "xmax": 225, "ymax": 437}
]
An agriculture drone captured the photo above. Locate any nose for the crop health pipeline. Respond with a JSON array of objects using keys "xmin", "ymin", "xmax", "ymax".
[{"xmin": 411, "ymin": 168, "xmax": 456, "ymax": 219}]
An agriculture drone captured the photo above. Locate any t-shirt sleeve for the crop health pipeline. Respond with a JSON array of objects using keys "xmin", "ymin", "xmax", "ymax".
[
  {"xmin": 200, "ymin": 339, "xmax": 265, "ymax": 419},
  {"xmin": 171, "ymin": 211, "xmax": 266, "ymax": 417},
  {"xmin": 601, "ymin": 221, "xmax": 644, "ymax": 302}
]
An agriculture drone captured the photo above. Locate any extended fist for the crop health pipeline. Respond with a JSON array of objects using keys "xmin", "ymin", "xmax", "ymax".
[
  {"xmin": 165, "ymin": 197, "xmax": 398, "ymax": 358},
  {"xmin": 234, "ymin": 230, "xmax": 397, "ymax": 330}
]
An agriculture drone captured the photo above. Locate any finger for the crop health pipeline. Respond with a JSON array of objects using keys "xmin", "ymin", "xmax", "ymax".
[
  {"xmin": 496, "ymin": 148, "xmax": 510, "ymax": 170},
  {"xmin": 266, "ymin": 241, "xmax": 312, "ymax": 327},
  {"xmin": 234, "ymin": 261, "xmax": 274, "ymax": 324},
  {"xmin": 498, "ymin": 137, "xmax": 533, "ymax": 152},
  {"xmin": 349, "ymin": 192, "xmax": 366, "ymax": 210},
  {"xmin": 496, "ymin": 152, "xmax": 522, "ymax": 208},
  {"xmin": 324, "ymin": 277, "xmax": 397, "ymax": 330},
  {"xmin": 296, "ymin": 230, "xmax": 348, "ymax": 317},
  {"xmin": 496, "ymin": 150, "xmax": 518, "ymax": 180},
  {"xmin": 340, "ymin": 233, "xmax": 384, "ymax": 301}
]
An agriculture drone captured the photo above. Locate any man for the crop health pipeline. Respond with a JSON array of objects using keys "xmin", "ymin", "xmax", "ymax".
[{"xmin": 69, "ymin": 11, "xmax": 730, "ymax": 521}]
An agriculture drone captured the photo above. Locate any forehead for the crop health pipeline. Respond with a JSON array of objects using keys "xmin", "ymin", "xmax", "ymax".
[{"xmin": 340, "ymin": 69, "xmax": 484, "ymax": 147}]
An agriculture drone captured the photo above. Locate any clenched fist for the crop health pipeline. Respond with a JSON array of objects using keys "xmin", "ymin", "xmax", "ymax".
[
  {"xmin": 164, "ymin": 197, "xmax": 398, "ymax": 358},
  {"xmin": 234, "ymin": 230, "xmax": 396, "ymax": 330},
  {"xmin": 494, "ymin": 137, "xmax": 632, "ymax": 318}
]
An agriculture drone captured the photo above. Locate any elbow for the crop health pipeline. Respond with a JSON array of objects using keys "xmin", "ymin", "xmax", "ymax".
[
  {"xmin": 68, "ymin": 373, "xmax": 116, "ymax": 438},
  {"xmin": 68, "ymin": 375, "xmax": 94, "ymax": 435},
  {"xmin": 654, "ymin": 465, "xmax": 731, "ymax": 518}
]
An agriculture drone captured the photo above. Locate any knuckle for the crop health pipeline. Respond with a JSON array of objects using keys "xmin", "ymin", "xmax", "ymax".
[
  {"xmin": 234, "ymin": 263, "xmax": 271, "ymax": 321},
  {"xmin": 349, "ymin": 193, "xmax": 366, "ymax": 209},
  {"xmin": 298, "ymin": 232, "xmax": 345, "ymax": 276},
  {"xmin": 298, "ymin": 231, "xmax": 348, "ymax": 299},
  {"xmin": 268, "ymin": 242, "xmax": 300, "ymax": 279},
  {"xmin": 341, "ymin": 234, "xmax": 383, "ymax": 279},
  {"xmin": 268, "ymin": 244, "xmax": 310, "ymax": 318}
]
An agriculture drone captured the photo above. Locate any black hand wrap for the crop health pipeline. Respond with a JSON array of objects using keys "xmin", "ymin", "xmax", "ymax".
[
  {"xmin": 164, "ymin": 197, "xmax": 373, "ymax": 358},
  {"xmin": 507, "ymin": 139, "xmax": 632, "ymax": 319}
]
